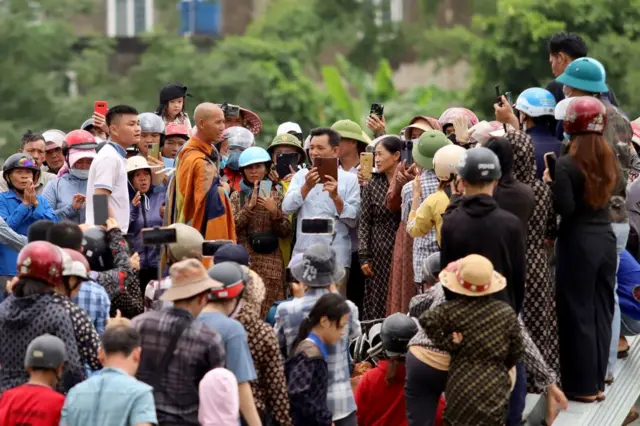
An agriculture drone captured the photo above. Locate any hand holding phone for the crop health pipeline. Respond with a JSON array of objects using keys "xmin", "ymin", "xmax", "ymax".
[
  {"xmin": 401, "ymin": 141, "xmax": 414, "ymax": 166},
  {"xmin": 142, "ymin": 227, "xmax": 177, "ymax": 245},
  {"xmin": 148, "ymin": 143, "xmax": 160, "ymax": 159},
  {"xmin": 370, "ymin": 103, "xmax": 384, "ymax": 118},
  {"xmin": 259, "ymin": 179, "xmax": 273, "ymax": 198},
  {"xmin": 301, "ymin": 218, "xmax": 335, "ymax": 235},
  {"xmin": 314, "ymin": 157, "xmax": 338, "ymax": 184},
  {"xmin": 275, "ymin": 152, "xmax": 299, "ymax": 179}
]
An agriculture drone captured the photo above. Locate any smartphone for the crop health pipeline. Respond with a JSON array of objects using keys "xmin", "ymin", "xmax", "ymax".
[
  {"xmin": 276, "ymin": 152, "xmax": 299, "ymax": 179},
  {"xmin": 222, "ymin": 103, "xmax": 240, "ymax": 118},
  {"xmin": 360, "ymin": 152, "xmax": 373, "ymax": 180},
  {"xmin": 495, "ymin": 85, "xmax": 503, "ymax": 106},
  {"xmin": 314, "ymin": 157, "xmax": 338, "ymax": 184},
  {"xmin": 544, "ymin": 152, "xmax": 557, "ymax": 181},
  {"xmin": 401, "ymin": 140, "xmax": 414, "ymax": 166},
  {"xmin": 370, "ymin": 103, "xmax": 384, "ymax": 118},
  {"xmin": 148, "ymin": 143, "xmax": 160, "ymax": 159},
  {"xmin": 301, "ymin": 218, "xmax": 335, "ymax": 235},
  {"xmin": 94, "ymin": 101, "xmax": 108, "ymax": 117},
  {"xmin": 142, "ymin": 227, "xmax": 177, "ymax": 245},
  {"xmin": 202, "ymin": 240, "xmax": 234, "ymax": 256},
  {"xmin": 505, "ymin": 91, "xmax": 513, "ymax": 106},
  {"xmin": 259, "ymin": 179, "xmax": 273, "ymax": 197},
  {"xmin": 93, "ymin": 194, "xmax": 109, "ymax": 226}
]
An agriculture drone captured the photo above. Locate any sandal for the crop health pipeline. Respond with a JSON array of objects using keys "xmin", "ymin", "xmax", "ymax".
[
  {"xmin": 623, "ymin": 408, "xmax": 639, "ymax": 426},
  {"xmin": 618, "ymin": 336, "xmax": 630, "ymax": 359},
  {"xmin": 605, "ymin": 376, "xmax": 614, "ymax": 385}
]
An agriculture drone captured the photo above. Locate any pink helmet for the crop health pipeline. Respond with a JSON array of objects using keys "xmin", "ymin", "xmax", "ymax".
[{"xmin": 438, "ymin": 108, "xmax": 479, "ymax": 127}]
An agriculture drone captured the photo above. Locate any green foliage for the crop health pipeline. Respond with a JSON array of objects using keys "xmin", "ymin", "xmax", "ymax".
[{"xmin": 421, "ymin": 0, "xmax": 640, "ymax": 119}]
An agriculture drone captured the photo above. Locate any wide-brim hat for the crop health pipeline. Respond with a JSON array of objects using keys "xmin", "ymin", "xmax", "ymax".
[
  {"xmin": 268, "ymin": 133, "xmax": 307, "ymax": 162},
  {"xmin": 161, "ymin": 258, "xmax": 222, "ymax": 301},
  {"xmin": 291, "ymin": 243, "xmax": 345, "ymax": 287},
  {"xmin": 405, "ymin": 116, "xmax": 443, "ymax": 134},
  {"xmin": 126, "ymin": 156, "xmax": 164, "ymax": 174},
  {"xmin": 217, "ymin": 105, "xmax": 262, "ymax": 136},
  {"xmin": 331, "ymin": 120, "xmax": 369, "ymax": 146},
  {"xmin": 439, "ymin": 254, "xmax": 506, "ymax": 297}
]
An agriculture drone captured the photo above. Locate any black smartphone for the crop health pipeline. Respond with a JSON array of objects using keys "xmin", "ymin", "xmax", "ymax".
[
  {"xmin": 301, "ymin": 218, "xmax": 335, "ymax": 235},
  {"xmin": 222, "ymin": 103, "xmax": 240, "ymax": 118},
  {"xmin": 203, "ymin": 240, "xmax": 234, "ymax": 256},
  {"xmin": 545, "ymin": 152, "xmax": 557, "ymax": 181},
  {"xmin": 276, "ymin": 152, "xmax": 299, "ymax": 179},
  {"xmin": 495, "ymin": 85, "xmax": 503, "ymax": 106},
  {"xmin": 401, "ymin": 140, "xmax": 414, "ymax": 166},
  {"xmin": 142, "ymin": 227, "xmax": 177, "ymax": 245},
  {"xmin": 370, "ymin": 103, "xmax": 384, "ymax": 118},
  {"xmin": 93, "ymin": 194, "xmax": 109, "ymax": 226}
]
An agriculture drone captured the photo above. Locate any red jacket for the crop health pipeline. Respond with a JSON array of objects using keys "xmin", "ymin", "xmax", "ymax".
[
  {"xmin": 354, "ymin": 360, "xmax": 408, "ymax": 426},
  {"xmin": 354, "ymin": 360, "xmax": 445, "ymax": 426}
]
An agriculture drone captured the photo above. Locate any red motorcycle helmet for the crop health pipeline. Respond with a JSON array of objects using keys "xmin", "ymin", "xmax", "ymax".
[
  {"xmin": 165, "ymin": 123, "xmax": 190, "ymax": 140},
  {"xmin": 563, "ymin": 96, "xmax": 607, "ymax": 136},
  {"xmin": 17, "ymin": 241, "xmax": 65, "ymax": 287},
  {"xmin": 62, "ymin": 130, "xmax": 97, "ymax": 157},
  {"xmin": 62, "ymin": 248, "xmax": 90, "ymax": 273}
]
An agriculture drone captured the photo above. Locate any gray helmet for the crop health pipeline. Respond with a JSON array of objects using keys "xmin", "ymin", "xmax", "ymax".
[
  {"xmin": 223, "ymin": 126, "xmax": 254, "ymax": 150},
  {"xmin": 167, "ymin": 224, "xmax": 203, "ymax": 262},
  {"xmin": 138, "ymin": 112, "xmax": 165, "ymax": 134},
  {"xmin": 81, "ymin": 118, "xmax": 94, "ymax": 131},
  {"xmin": 421, "ymin": 252, "xmax": 441, "ymax": 284},
  {"xmin": 24, "ymin": 334, "xmax": 67, "ymax": 369},
  {"xmin": 457, "ymin": 146, "xmax": 501, "ymax": 183},
  {"xmin": 380, "ymin": 313, "xmax": 418, "ymax": 357}
]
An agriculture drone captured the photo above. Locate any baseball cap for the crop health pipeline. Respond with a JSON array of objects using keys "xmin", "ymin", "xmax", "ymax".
[
  {"xmin": 277, "ymin": 122, "xmax": 302, "ymax": 135},
  {"xmin": 43, "ymin": 129, "xmax": 66, "ymax": 151},
  {"xmin": 214, "ymin": 244, "xmax": 250, "ymax": 266}
]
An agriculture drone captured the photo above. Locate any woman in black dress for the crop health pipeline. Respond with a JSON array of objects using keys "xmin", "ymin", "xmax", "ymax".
[
  {"xmin": 544, "ymin": 97, "xmax": 618, "ymax": 401},
  {"xmin": 359, "ymin": 135, "xmax": 402, "ymax": 320}
]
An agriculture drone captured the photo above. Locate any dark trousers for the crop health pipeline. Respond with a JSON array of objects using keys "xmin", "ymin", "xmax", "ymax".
[
  {"xmin": 346, "ymin": 252, "xmax": 364, "ymax": 313},
  {"xmin": 506, "ymin": 363, "xmax": 526, "ymax": 426},
  {"xmin": 556, "ymin": 225, "xmax": 616, "ymax": 396},
  {"xmin": 139, "ymin": 267, "xmax": 158, "ymax": 296},
  {"xmin": 405, "ymin": 351, "xmax": 448, "ymax": 426}
]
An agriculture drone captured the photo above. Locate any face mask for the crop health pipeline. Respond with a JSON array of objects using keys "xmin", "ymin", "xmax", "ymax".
[
  {"xmin": 70, "ymin": 168, "xmax": 89, "ymax": 180},
  {"xmin": 226, "ymin": 151, "xmax": 241, "ymax": 171},
  {"xmin": 219, "ymin": 155, "xmax": 229, "ymax": 170}
]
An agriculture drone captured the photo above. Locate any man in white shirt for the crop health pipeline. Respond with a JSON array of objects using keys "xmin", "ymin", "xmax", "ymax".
[
  {"xmin": 85, "ymin": 105, "xmax": 140, "ymax": 233},
  {"xmin": 282, "ymin": 127, "xmax": 360, "ymax": 296}
]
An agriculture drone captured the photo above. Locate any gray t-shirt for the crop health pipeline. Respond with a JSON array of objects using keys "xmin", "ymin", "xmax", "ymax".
[{"xmin": 198, "ymin": 311, "xmax": 257, "ymax": 384}]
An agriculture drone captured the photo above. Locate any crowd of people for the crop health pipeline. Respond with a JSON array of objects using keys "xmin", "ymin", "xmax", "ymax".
[{"xmin": 0, "ymin": 31, "xmax": 640, "ymax": 426}]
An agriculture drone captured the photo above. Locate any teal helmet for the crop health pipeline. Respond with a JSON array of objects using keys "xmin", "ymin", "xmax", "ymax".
[
  {"xmin": 238, "ymin": 146, "xmax": 271, "ymax": 168},
  {"xmin": 556, "ymin": 57, "xmax": 608, "ymax": 94}
]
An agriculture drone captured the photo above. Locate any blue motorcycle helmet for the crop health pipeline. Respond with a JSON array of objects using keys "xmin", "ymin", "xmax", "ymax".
[
  {"xmin": 556, "ymin": 57, "xmax": 608, "ymax": 94},
  {"xmin": 515, "ymin": 88, "xmax": 557, "ymax": 117},
  {"xmin": 239, "ymin": 147, "xmax": 272, "ymax": 169}
]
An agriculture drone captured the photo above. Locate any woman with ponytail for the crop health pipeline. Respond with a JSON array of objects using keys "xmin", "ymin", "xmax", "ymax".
[{"xmin": 285, "ymin": 293, "xmax": 350, "ymax": 426}]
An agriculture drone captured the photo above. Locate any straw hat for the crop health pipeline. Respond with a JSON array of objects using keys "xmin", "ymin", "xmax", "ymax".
[
  {"xmin": 439, "ymin": 254, "xmax": 506, "ymax": 297},
  {"xmin": 126, "ymin": 156, "xmax": 164, "ymax": 174},
  {"xmin": 161, "ymin": 259, "xmax": 222, "ymax": 301}
]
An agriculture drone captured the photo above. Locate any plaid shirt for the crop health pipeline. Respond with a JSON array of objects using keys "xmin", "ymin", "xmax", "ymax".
[
  {"xmin": 404, "ymin": 170, "xmax": 439, "ymax": 283},
  {"xmin": 275, "ymin": 288, "xmax": 361, "ymax": 421},
  {"xmin": 72, "ymin": 280, "xmax": 110, "ymax": 335},
  {"xmin": 131, "ymin": 307, "xmax": 225, "ymax": 426}
]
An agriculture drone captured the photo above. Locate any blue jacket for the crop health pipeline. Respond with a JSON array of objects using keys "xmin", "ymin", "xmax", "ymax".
[
  {"xmin": 618, "ymin": 250, "xmax": 640, "ymax": 321},
  {"xmin": 42, "ymin": 173, "xmax": 88, "ymax": 224},
  {"xmin": 526, "ymin": 126, "xmax": 562, "ymax": 180},
  {"xmin": 128, "ymin": 186, "xmax": 164, "ymax": 269},
  {"xmin": 0, "ymin": 190, "xmax": 58, "ymax": 275}
]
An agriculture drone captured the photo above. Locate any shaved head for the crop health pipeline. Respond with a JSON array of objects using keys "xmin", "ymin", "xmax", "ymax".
[{"xmin": 194, "ymin": 103, "xmax": 225, "ymax": 144}]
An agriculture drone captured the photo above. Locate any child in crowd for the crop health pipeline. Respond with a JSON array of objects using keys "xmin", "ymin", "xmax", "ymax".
[
  {"xmin": 285, "ymin": 293, "xmax": 351, "ymax": 426},
  {"xmin": 0, "ymin": 334, "xmax": 67, "ymax": 426},
  {"xmin": 355, "ymin": 313, "xmax": 418, "ymax": 426},
  {"xmin": 420, "ymin": 255, "xmax": 524, "ymax": 426},
  {"xmin": 407, "ymin": 144, "xmax": 466, "ymax": 245},
  {"xmin": 199, "ymin": 368, "xmax": 240, "ymax": 426},
  {"xmin": 156, "ymin": 83, "xmax": 192, "ymax": 130}
]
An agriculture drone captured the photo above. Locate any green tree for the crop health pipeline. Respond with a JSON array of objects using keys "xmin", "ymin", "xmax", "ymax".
[{"xmin": 421, "ymin": 0, "xmax": 640, "ymax": 119}]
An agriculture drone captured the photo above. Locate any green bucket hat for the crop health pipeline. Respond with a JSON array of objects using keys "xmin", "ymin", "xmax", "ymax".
[
  {"xmin": 331, "ymin": 120, "xmax": 369, "ymax": 145},
  {"xmin": 267, "ymin": 133, "xmax": 307, "ymax": 162},
  {"xmin": 413, "ymin": 130, "xmax": 452, "ymax": 169},
  {"xmin": 556, "ymin": 57, "xmax": 608, "ymax": 94}
]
